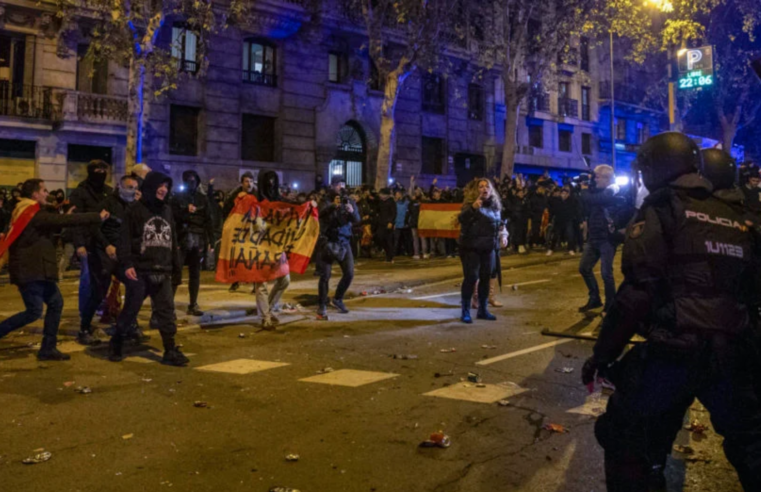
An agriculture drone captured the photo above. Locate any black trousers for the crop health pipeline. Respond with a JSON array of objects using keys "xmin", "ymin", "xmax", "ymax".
[
  {"xmin": 460, "ymin": 248, "xmax": 494, "ymax": 311},
  {"xmin": 596, "ymin": 336, "xmax": 761, "ymax": 492},
  {"xmin": 550, "ymin": 220, "xmax": 577, "ymax": 252},
  {"xmin": 115, "ymin": 274, "xmax": 177, "ymax": 349},
  {"xmin": 0, "ymin": 281, "xmax": 63, "ymax": 343},
  {"xmin": 377, "ymin": 227, "xmax": 394, "ymax": 261},
  {"xmin": 530, "ymin": 214, "xmax": 544, "ymax": 246},
  {"xmin": 317, "ymin": 244, "xmax": 355, "ymax": 306},
  {"xmin": 173, "ymin": 246, "xmax": 204, "ymax": 306},
  {"xmin": 81, "ymin": 250, "xmax": 120, "ymax": 331}
]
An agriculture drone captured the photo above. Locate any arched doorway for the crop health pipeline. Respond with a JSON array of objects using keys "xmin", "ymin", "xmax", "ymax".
[{"xmin": 329, "ymin": 122, "xmax": 366, "ymax": 187}]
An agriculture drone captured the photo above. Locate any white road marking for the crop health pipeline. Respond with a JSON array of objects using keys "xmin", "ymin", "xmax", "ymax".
[
  {"xmin": 510, "ymin": 279, "xmax": 551, "ymax": 287},
  {"xmin": 299, "ymin": 369, "xmax": 398, "ymax": 387},
  {"xmin": 424, "ymin": 383, "xmax": 527, "ymax": 404},
  {"xmin": 412, "ymin": 291, "xmax": 460, "ymax": 300},
  {"xmin": 413, "ymin": 279, "xmax": 551, "ymax": 300},
  {"xmin": 476, "ymin": 339, "xmax": 574, "ymax": 366},
  {"xmin": 195, "ymin": 359, "xmax": 290, "ymax": 374}
]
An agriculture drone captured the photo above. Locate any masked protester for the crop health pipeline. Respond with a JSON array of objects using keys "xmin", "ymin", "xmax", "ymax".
[
  {"xmin": 69, "ymin": 159, "xmax": 113, "ymax": 345},
  {"xmin": 109, "ymin": 171, "xmax": 187, "ymax": 366},
  {"xmin": 172, "ymin": 170, "xmax": 214, "ymax": 316},
  {"xmin": 79, "ymin": 175, "xmax": 145, "ymax": 341},
  {"xmin": 0, "ymin": 179, "xmax": 108, "ymax": 360},
  {"xmin": 223, "ymin": 172, "xmax": 256, "ymax": 293}
]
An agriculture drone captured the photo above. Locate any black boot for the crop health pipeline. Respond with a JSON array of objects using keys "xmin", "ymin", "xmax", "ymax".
[
  {"xmin": 461, "ymin": 306, "xmax": 473, "ymax": 324},
  {"xmin": 578, "ymin": 299, "xmax": 603, "ymax": 313},
  {"xmin": 108, "ymin": 336, "xmax": 124, "ymax": 362},
  {"xmin": 76, "ymin": 328, "xmax": 100, "ymax": 346},
  {"xmin": 331, "ymin": 298, "xmax": 349, "ymax": 313},
  {"xmin": 476, "ymin": 303, "xmax": 497, "ymax": 321},
  {"xmin": 37, "ymin": 337, "xmax": 70, "ymax": 361},
  {"xmin": 186, "ymin": 304, "xmax": 204, "ymax": 316},
  {"xmin": 162, "ymin": 347, "xmax": 190, "ymax": 366}
]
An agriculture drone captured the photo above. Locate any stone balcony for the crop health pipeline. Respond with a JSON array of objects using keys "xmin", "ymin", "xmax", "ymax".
[{"xmin": 55, "ymin": 90, "xmax": 128, "ymax": 129}]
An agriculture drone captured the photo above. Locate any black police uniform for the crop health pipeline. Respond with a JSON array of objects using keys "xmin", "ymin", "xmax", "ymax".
[{"xmin": 590, "ymin": 172, "xmax": 761, "ymax": 492}]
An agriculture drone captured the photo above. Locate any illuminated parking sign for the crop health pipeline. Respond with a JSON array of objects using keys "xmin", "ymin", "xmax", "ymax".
[{"xmin": 677, "ymin": 46, "xmax": 714, "ymax": 90}]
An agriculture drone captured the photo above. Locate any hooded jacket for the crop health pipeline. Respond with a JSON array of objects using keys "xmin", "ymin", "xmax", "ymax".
[
  {"xmin": 118, "ymin": 172, "xmax": 178, "ymax": 274},
  {"xmin": 257, "ymin": 170, "xmax": 282, "ymax": 202},
  {"xmin": 99, "ymin": 190, "xmax": 133, "ymax": 249},
  {"xmin": 171, "ymin": 170, "xmax": 213, "ymax": 247},
  {"xmin": 70, "ymin": 162, "xmax": 113, "ymax": 248}
]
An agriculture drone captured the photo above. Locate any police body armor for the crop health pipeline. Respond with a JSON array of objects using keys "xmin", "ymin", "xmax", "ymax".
[{"xmin": 624, "ymin": 186, "xmax": 752, "ymax": 339}]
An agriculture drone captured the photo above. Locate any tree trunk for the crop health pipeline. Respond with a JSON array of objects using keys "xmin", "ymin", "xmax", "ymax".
[
  {"xmin": 374, "ymin": 70, "xmax": 407, "ymax": 189},
  {"xmin": 501, "ymin": 79, "xmax": 521, "ymax": 180},
  {"xmin": 126, "ymin": 58, "xmax": 146, "ymax": 170},
  {"xmin": 722, "ymin": 121, "xmax": 737, "ymax": 151}
]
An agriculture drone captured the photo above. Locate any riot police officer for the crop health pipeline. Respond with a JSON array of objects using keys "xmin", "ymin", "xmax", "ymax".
[{"xmin": 582, "ymin": 133, "xmax": 761, "ymax": 492}]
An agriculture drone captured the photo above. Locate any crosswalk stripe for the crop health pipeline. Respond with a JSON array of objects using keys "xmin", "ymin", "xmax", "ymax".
[{"xmin": 475, "ymin": 339, "xmax": 574, "ymax": 366}]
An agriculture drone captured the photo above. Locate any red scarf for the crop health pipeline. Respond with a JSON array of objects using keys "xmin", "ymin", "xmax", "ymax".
[{"xmin": 0, "ymin": 198, "xmax": 41, "ymax": 260}]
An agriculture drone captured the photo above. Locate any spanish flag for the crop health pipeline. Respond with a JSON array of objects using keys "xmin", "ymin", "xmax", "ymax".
[
  {"xmin": 0, "ymin": 198, "xmax": 40, "ymax": 267},
  {"xmin": 215, "ymin": 194, "xmax": 319, "ymax": 284},
  {"xmin": 417, "ymin": 203, "xmax": 461, "ymax": 239}
]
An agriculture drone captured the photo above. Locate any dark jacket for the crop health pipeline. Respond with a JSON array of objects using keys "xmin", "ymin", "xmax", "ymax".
[
  {"xmin": 319, "ymin": 193, "xmax": 361, "ymax": 243},
  {"xmin": 550, "ymin": 196, "xmax": 579, "ymax": 225},
  {"xmin": 100, "ymin": 192, "xmax": 132, "ymax": 249},
  {"xmin": 459, "ymin": 200, "xmax": 503, "ymax": 251},
  {"xmin": 528, "ymin": 192, "xmax": 548, "ymax": 217},
  {"xmin": 742, "ymin": 184, "xmax": 761, "ymax": 216},
  {"xmin": 9, "ymin": 207, "xmax": 101, "ymax": 285},
  {"xmin": 118, "ymin": 172, "xmax": 178, "ymax": 274},
  {"xmin": 581, "ymin": 187, "xmax": 624, "ymax": 243},
  {"xmin": 222, "ymin": 185, "xmax": 254, "ymax": 218},
  {"xmin": 376, "ymin": 197, "xmax": 397, "ymax": 228},
  {"xmin": 172, "ymin": 171, "xmax": 214, "ymax": 247},
  {"xmin": 69, "ymin": 179, "xmax": 113, "ymax": 249}
]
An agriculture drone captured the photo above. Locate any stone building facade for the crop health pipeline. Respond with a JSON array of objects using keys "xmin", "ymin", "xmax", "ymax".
[{"xmin": 0, "ymin": 0, "xmax": 603, "ymax": 194}]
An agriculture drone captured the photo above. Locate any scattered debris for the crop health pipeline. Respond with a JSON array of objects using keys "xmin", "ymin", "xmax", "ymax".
[
  {"xmin": 193, "ymin": 401, "xmax": 208, "ymax": 408},
  {"xmin": 316, "ymin": 367, "xmax": 334, "ymax": 374},
  {"xmin": 122, "ymin": 434, "xmax": 134, "ymax": 440},
  {"xmin": 439, "ymin": 348, "xmax": 456, "ymax": 353},
  {"xmin": 419, "ymin": 431, "xmax": 451, "ymax": 448},
  {"xmin": 360, "ymin": 291, "xmax": 368, "ymax": 296},
  {"xmin": 238, "ymin": 333, "xmax": 246, "ymax": 339},
  {"xmin": 467, "ymin": 372, "xmax": 482, "ymax": 383},
  {"xmin": 481, "ymin": 345, "xmax": 497, "ymax": 349},
  {"xmin": 285, "ymin": 454, "xmax": 300, "ymax": 462},
  {"xmin": 673, "ymin": 444, "xmax": 695, "ymax": 455},
  {"xmin": 391, "ymin": 354, "xmax": 418, "ymax": 360},
  {"xmin": 512, "ymin": 285, "xmax": 519, "ymax": 291},
  {"xmin": 555, "ymin": 367, "xmax": 575, "ymax": 374},
  {"xmin": 141, "ymin": 378, "xmax": 152, "ymax": 383},
  {"xmin": 434, "ymin": 371, "xmax": 453, "ymax": 378},
  {"xmin": 22, "ymin": 451, "xmax": 51, "ymax": 465},
  {"xmin": 685, "ymin": 420, "xmax": 709, "ymax": 434},
  {"xmin": 542, "ymin": 423, "xmax": 569, "ymax": 434},
  {"xmin": 475, "ymin": 383, "xmax": 486, "ymax": 388},
  {"xmin": 75, "ymin": 386, "xmax": 92, "ymax": 394},
  {"xmin": 497, "ymin": 400, "xmax": 511, "ymax": 407},
  {"xmin": 280, "ymin": 303, "xmax": 303, "ymax": 313},
  {"xmin": 63, "ymin": 381, "xmax": 75, "ymax": 388},
  {"xmin": 270, "ymin": 487, "xmax": 302, "ymax": 492}
]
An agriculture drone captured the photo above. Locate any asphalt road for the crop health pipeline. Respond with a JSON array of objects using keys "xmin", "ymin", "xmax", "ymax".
[{"xmin": 0, "ymin": 256, "xmax": 744, "ymax": 492}]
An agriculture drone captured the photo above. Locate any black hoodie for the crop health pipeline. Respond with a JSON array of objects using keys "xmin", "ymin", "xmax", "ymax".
[
  {"xmin": 118, "ymin": 171, "xmax": 178, "ymax": 274},
  {"xmin": 70, "ymin": 161, "xmax": 113, "ymax": 248},
  {"xmin": 257, "ymin": 170, "xmax": 282, "ymax": 202},
  {"xmin": 172, "ymin": 170, "xmax": 213, "ymax": 246}
]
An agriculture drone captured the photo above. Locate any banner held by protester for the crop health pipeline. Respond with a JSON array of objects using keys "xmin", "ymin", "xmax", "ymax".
[
  {"xmin": 215, "ymin": 194, "xmax": 319, "ymax": 283},
  {"xmin": 417, "ymin": 203, "xmax": 461, "ymax": 239}
]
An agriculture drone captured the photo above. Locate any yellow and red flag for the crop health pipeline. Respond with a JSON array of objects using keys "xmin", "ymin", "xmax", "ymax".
[
  {"xmin": 0, "ymin": 198, "xmax": 40, "ymax": 263},
  {"xmin": 417, "ymin": 203, "xmax": 461, "ymax": 239},
  {"xmin": 215, "ymin": 194, "xmax": 319, "ymax": 284}
]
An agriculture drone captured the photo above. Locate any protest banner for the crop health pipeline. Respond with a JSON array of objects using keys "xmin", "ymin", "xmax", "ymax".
[
  {"xmin": 215, "ymin": 194, "xmax": 319, "ymax": 283},
  {"xmin": 417, "ymin": 203, "xmax": 461, "ymax": 239}
]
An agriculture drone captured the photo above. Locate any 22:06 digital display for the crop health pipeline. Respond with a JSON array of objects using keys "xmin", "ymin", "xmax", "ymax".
[{"xmin": 678, "ymin": 71, "xmax": 713, "ymax": 89}]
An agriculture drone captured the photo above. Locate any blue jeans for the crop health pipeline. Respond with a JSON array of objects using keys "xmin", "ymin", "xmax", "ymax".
[
  {"xmin": 579, "ymin": 240, "xmax": 616, "ymax": 307},
  {"xmin": 0, "ymin": 281, "xmax": 63, "ymax": 340}
]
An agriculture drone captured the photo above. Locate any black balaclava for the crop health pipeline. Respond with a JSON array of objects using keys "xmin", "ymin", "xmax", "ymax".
[
  {"xmin": 140, "ymin": 171, "xmax": 173, "ymax": 214},
  {"xmin": 257, "ymin": 170, "xmax": 281, "ymax": 201},
  {"xmin": 182, "ymin": 170, "xmax": 200, "ymax": 194},
  {"xmin": 87, "ymin": 160, "xmax": 109, "ymax": 191}
]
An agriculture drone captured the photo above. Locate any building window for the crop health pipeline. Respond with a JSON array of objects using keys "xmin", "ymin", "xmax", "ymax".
[
  {"xmin": 468, "ymin": 84, "xmax": 483, "ymax": 121},
  {"xmin": 582, "ymin": 133, "xmax": 592, "ymax": 155},
  {"xmin": 529, "ymin": 125, "xmax": 543, "ymax": 149},
  {"xmin": 421, "ymin": 137, "xmax": 444, "ymax": 175},
  {"xmin": 637, "ymin": 122, "xmax": 648, "ymax": 144},
  {"xmin": 242, "ymin": 39, "xmax": 277, "ymax": 87},
  {"xmin": 241, "ymin": 114, "xmax": 276, "ymax": 162},
  {"xmin": 77, "ymin": 45, "xmax": 108, "ymax": 94},
  {"xmin": 617, "ymin": 118, "xmax": 627, "ymax": 141},
  {"xmin": 581, "ymin": 86, "xmax": 591, "ymax": 121},
  {"xmin": 328, "ymin": 52, "xmax": 347, "ymax": 83},
  {"xmin": 0, "ymin": 139, "xmax": 35, "ymax": 159},
  {"xmin": 559, "ymin": 129, "xmax": 572, "ymax": 152},
  {"xmin": 422, "ymin": 73, "xmax": 446, "ymax": 114},
  {"xmin": 580, "ymin": 37, "xmax": 590, "ymax": 72},
  {"xmin": 171, "ymin": 24, "xmax": 198, "ymax": 74},
  {"xmin": 169, "ymin": 105, "xmax": 199, "ymax": 156}
]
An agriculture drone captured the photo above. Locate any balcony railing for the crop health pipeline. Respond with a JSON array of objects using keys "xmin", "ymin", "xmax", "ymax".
[
  {"xmin": 0, "ymin": 84, "xmax": 53, "ymax": 120},
  {"xmin": 582, "ymin": 104, "xmax": 591, "ymax": 121},
  {"xmin": 56, "ymin": 90, "xmax": 128, "ymax": 126},
  {"xmin": 242, "ymin": 71, "xmax": 278, "ymax": 87},
  {"xmin": 599, "ymin": 82, "xmax": 650, "ymax": 106},
  {"xmin": 177, "ymin": 59, "xmax": 199, "ymax": 74},
  {"xmin": 529, "ymin": 92, "xmax": 551, "ymax": 113},
  {"xmin": 558, "ymin": 98, "xmax": 579, "ymax": 118}
]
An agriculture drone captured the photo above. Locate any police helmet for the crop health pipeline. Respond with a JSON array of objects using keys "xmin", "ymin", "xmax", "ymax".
[
  {"xmin": 635, "ymin": 132, "xmax": 701, "ymax": 192},
  {"xmin": 700, "ymin": 148, "xmax": 736, "ymax": 191}
]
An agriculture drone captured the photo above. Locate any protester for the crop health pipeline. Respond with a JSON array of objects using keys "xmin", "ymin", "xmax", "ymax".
[
  {"xmin": 0, "ymin": 179, "xmax": 108, "ymax": 360},
  {"xmin": 316, "ymin": 176, "xmax": 361, "ymax": 319},
  {"xmin": 172, "ymin": 170, "xmax": 214, "ymax": 316},
  {"xmin": 546, "ymin": 187, "xmax": 578, "ymax": 256},
  {"xmin": 458, "ymin": 178, "xmax": 507, "ymax": 324},
  {"xmin": 393, "ymin": 189, "xmax": 411, "ymax": 257},
  {"xmin": 224, "ymin": 172, "xmax": 256, "ymax": 293},
  {"xmin": 70, "ymin": 159, "xmax": 113, "ymax": 345},
  {"xmin": 375, "ymin": 187, "xmax": 396, "ymax": 263},
  {"xmin": 408, "ymin": 177, "xmax": 429, "ymax": 260},
  {"xmin": 108, "ymin": 171, "xmax": 187, "ymax": 366}
]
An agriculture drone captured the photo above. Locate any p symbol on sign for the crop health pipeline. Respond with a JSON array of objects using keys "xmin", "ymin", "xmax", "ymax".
[{"xmin": 687, "ymin": 50, "xmax": 703, "ymax": 71}]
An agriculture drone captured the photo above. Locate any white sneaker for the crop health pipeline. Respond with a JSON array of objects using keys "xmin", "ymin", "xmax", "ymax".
[
  {"xmin": 518, "ymin": 245, "xmax": 526, "ymax": 254},
  {"xmin": 568, "ymin": 250, "xmax": 576, "ymax": 256},
  {"xmin": 545, "ymin": 250, "xmax": 554, "ymax": 256},
  {"xmin": 412, "ymin": 255, "xmax": 421, "ymax": 260},
  {"xmin": 423, "ymin": 254, "xmax": 430, "ymax": 259}
]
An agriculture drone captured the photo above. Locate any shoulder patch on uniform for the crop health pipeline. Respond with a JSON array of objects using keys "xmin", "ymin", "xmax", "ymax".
[{"xmin": 629, "ymin": 221, "xmax": 645, "ymax": 239}]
